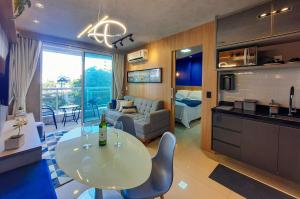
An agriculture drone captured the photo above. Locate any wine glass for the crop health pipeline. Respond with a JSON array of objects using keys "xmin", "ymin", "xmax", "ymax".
[
  {"xmin": 81, "ymin": 122, "xmax": 93, "ymax": 149},
  {"xmin": 114, "ymin": 121, "xmax": 123, "ymax": 148}
]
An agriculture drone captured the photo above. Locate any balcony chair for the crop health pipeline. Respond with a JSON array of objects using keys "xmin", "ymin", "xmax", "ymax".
[
  {"xmin": 115, "ymin": 115, "xmax": 136, "ymax": 137},
  {"xmin": 121, "ymin": 132, "xmax": 176, "ymax": 199},
  {"xmin": 61, "ymin": 106, "xmax": 81, "ymax": 126},
  {"xmin": 42, "ymin": 105, "xmax": 57, "ymax": 129},
  {"xmin": 88, "ymin": 99, "xmax": 100, "ymax": 119}
]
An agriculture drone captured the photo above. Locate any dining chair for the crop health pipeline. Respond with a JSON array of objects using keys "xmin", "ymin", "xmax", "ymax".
[
  {"xmin": 42, "ymin": 105, "xmax": 57, "ymax": 129},
  {"xmin": 121, "ymin": 132, "xmax": 176, "ymax": 199},
  {"xmin": 116, "ymin": 115, "xmax": 136, "ymax": 137}
]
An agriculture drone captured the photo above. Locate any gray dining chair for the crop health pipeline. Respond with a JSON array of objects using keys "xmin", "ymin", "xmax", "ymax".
[
  {"xmin": 121, "ymin": 132, "xmax": 176, "ymax": 199},
  {"xmin": 116, "ymin": 115, "xmax": 136, "ymax": 137}
]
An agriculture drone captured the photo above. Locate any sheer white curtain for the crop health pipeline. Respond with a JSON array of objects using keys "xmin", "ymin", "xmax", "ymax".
[
  {"xmin": 9, "ymin": 37, "xmax": 42, "ymax": 114},
  {"xmin": 112, "ymin": 53, "xmax": 125, "ymax": 99}
]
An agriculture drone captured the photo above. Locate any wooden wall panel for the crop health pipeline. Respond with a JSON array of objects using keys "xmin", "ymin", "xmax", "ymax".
[{"xmin": 125, "ymin": 21, "xmax": 217, "ymax": 151}]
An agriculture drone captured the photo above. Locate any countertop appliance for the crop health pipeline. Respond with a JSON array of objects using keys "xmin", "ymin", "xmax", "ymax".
[
  {"xmin": 220, "ymin": 74, "xmax": 235, "ymax": 90},
  {"xmin": 218, "ymin": 47, "xmax": 257, "ymax": 68}
]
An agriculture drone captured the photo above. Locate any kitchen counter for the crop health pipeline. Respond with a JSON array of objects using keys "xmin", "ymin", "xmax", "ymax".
[{"xmin": 212, "ymin": 105, "xmax": 300, "ymax": 128}]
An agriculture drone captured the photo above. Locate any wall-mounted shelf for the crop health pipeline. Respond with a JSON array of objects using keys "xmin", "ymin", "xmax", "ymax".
[{"xmin": 216, "ymin": 62, "xmax": 300, "ymax": 72}]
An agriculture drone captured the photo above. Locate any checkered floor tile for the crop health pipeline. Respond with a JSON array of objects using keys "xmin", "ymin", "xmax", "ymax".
[{"xmin": 42, "ymin": 130, "xmax": 73, "ymax": 188}]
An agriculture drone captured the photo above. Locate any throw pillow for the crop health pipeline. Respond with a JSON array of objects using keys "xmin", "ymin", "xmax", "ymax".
[
  {"xmin": 122, "ymin": 106, "xmax": 137, "ymax": 113},
  {"xmin": 119, "ymin": 101, "xmax": 134, "ymax": 112},
  {"xmin": 116, "ymin": 100, "xmax": 126, "ymax": 111},
  {"xmin": 111, "ymin": 99, "xmax": 117, "ymax": 109}
]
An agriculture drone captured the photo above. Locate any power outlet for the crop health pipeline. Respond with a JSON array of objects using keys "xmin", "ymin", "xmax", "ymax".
[{"xmin": 206, "ymin": 91, "xmax": 212, "ymax": 99}]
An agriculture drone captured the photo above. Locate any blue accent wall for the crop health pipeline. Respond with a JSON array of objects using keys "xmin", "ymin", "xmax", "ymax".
[
  {"xmin": 0, "ymin": 51, "xmax": 9, "ymax": 106},
  {"xmin": 176, "ymin": 52, "xmax": 202, "ymax": 86}
]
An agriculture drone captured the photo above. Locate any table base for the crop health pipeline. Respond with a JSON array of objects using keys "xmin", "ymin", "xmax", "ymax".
[{"xmin": 78, "ymin": 188, "xmax": 123, "ymax": 199}]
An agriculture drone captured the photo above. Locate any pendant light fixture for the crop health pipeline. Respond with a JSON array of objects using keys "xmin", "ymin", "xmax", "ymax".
[{"xmin": 77, "ymin": 0, "xmax": 127, "ymax": 48}]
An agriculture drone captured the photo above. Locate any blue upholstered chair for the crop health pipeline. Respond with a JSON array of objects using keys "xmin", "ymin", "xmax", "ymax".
[
  {"xmin": 121, "ymin": 132, "xmax": 176, "ymax": 199},
  {"xmin": 116, "ymin": 115, "xmax": 136, "ymax": 137}
]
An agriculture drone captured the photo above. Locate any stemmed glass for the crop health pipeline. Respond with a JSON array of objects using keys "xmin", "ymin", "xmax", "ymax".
[
  {"xmin": 114, "ymin": 121, "xmax": 123, "ymax": 148},
  {"xmin": 81, "ymin": 122, "xmax": 93, "ymax": 149}
]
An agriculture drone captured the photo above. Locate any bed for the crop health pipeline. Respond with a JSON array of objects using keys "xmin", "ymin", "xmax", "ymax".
[{"xmin": 175, "ymin": 90, "xmax": 202, "ymax": 128}]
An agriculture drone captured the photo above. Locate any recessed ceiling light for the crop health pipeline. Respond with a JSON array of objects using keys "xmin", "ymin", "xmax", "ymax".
[
  {"xmin": 178, "ymin": 180, "xmax": 188, "ymax": 189},
  {"xmin": 281, "ymin": 7, "xmax": 290, "ymax": 12},
  {"xmin": 33, "ymin": 19, "xmax": 40, "ymax": 24},
  {"xmin": 259, "ymin": 13, "xmax": 267, "ymax": 18},
  {"xmin": 73, "ymin": 190, "xmax": 79, "ymax": 195},
  {"xmin": 181, "ymin": 49, "xmax": 191, "ymax": 53},
  {"xmin": 35, "ymin": 2, "xmax": 44, "ymax": 8}
]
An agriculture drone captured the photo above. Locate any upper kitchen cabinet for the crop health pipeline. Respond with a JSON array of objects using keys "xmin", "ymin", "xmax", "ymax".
[
  {"xmin": 272, "ymin": 0, "xmax": 300, "ymax": 36},
  {"xmin": 216, "ymin": 2, "xmax": 272, "ymax": 47}
]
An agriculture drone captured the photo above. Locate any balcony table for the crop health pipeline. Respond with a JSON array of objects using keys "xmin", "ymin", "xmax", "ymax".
[
  {"xmin": 59, "ymin": 104, "xmax": 80, "ymax": 126},
  {"xmin": 55, "ymin": 126, "xmax": 152, "ymax": 199}
]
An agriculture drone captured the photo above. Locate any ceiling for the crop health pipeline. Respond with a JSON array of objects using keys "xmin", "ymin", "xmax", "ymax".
[
  {"xmin": 176, "ymin": 46, "xmax": 202, "ymax": 59},
  {"xmin": 15, "ymin": 0, "xmax": 266, "ymax": 52}
]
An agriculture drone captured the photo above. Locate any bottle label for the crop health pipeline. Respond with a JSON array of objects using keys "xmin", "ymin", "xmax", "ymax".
[{"xmin": 99, "ymin": 128, "xmax": 107, "ymax": 144}]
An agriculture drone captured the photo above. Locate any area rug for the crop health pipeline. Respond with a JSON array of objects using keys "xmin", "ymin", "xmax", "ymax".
[
  {"xmin": 42, "ymin": 130, "xmax": 73, "ymax": 188},
  {"xmin": 209, "ymin": 164, "xmax": 295, "ymax": 199}
]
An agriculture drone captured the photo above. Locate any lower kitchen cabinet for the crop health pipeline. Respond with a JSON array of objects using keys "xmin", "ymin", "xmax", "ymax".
[
  {"xmin": 278, "ymin": 126, "xmax": 300, "ymax": 183},
  {"xmin": 212, "ymin": 111, "xmax": 300, "ymax": 183},
  {"xmin": 241, "ymin": 119, "xmax": 279, "ymax": 173}
]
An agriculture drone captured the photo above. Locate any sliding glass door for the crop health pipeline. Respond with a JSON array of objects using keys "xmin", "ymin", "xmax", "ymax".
[
  {"xmin": 41, "ymin": 44, "xmax": 112, "ymax": 128},
  {"xmin": 42, "ymin": 46, "xmax": 82, "ymax": 116},
  {"xmin": 83, "ymin": 53, "xmax": 113, "ymax": 122}
]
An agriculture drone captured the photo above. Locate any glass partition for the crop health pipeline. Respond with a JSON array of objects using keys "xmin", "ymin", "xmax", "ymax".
[{"xmin": 83, "ymin": 53, "xmax": 112, "ymax": 122}]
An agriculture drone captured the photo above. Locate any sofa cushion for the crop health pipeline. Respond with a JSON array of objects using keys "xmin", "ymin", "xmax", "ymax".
[
  {"xmin": 131, "ymin": 98, "xmax": 162, "ymax": 115},
  {"xmin": 0, "ymin": 160, "xmax": 57, "ymax": 199},
  {"xmin": 119, "ymin": 100, "xmax": 134, "ymax": 112},
  {"xmin": 122, "ymin": 106, "xmax": 137, "ymax": 113},
  {"xmin": 111, "ymin": 99, "xmax": 117, "ymax": 109},
  {"xmin": 116, "ymin": 100, "xmax": 127, "ymax": 111},
  {"xmin": 134, "ymin": 119, "xmax": 151, "ymax": 137},
  {"xmin": 124, "ymin": 113, "xmax": 145, "ymax": 120},
  {"xmin": 106, "ymin": 109, "xmax": 124, "ymax": 121}
]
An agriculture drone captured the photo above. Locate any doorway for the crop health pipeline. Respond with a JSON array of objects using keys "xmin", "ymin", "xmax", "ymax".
[{"xmin": 172, "ymin": 46, "xmax": 203, "ymax": 142}]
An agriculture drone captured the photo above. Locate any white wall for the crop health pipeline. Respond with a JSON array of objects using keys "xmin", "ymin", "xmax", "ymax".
[{"xmin": 220, "ymin": 68, "xmax": 300, "ymax": 108}]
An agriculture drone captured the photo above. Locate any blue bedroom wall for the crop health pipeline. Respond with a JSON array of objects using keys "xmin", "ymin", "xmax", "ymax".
[{"xmin": 176, "ymin": 52, "xmax": 202, "ymax": 86}]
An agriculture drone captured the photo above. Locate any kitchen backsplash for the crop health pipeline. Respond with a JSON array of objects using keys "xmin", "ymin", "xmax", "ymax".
[{"xmin": 219, "ymin": 68, "xmax": 300, "ymax": 108}]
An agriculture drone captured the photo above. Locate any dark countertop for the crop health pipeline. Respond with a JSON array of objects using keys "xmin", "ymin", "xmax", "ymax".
[{"xmin": 212, "ymin": 103, "xmax": 300, "ymax": 129}]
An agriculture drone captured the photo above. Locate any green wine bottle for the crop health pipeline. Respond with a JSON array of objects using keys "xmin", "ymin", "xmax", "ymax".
[{"xmin": 99, "ymin": 113, "xmax": 107, "ymax": 146}]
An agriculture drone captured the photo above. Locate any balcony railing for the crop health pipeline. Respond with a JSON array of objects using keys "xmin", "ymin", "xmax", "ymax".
[{"xmin": 42, "ymin": 87, "xmax": 112, "ymax": 115}]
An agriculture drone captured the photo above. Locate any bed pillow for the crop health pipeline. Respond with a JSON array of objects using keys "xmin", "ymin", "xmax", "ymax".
[
  {"xmin": 176, "ymin": 90, "xmax": 190, "ymax": 99},
  {"xmin": 122, "ymin": 106, "xmax": 137, "ymax": 113},
  {"xmin": 188, "ymin": 91, "xmax": 202, "ymax": 101},
  {"xmin": 119, "ymin": 100, "xmax": 134, "ymax": 112}
]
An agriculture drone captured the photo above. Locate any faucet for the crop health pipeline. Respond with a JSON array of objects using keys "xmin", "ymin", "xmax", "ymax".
[{"xmin": 288, "ymin": 86, "xmax": 297, "ymax": 116}]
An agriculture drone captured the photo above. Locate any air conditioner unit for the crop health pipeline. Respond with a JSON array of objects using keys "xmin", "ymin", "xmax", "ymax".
[{"xmin": 127, "ymin": 49, "xmax": 148, "ymax": 64}]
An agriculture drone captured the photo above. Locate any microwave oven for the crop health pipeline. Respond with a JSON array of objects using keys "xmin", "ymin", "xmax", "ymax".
[{"xmin": 218, "ymin": 47, "xmax": 257, "ymax": 68}]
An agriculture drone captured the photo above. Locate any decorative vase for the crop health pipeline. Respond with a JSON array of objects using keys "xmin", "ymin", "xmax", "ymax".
[{"xmin": 5, "ymin": 134, "xmax": 25, "ymax": 150}]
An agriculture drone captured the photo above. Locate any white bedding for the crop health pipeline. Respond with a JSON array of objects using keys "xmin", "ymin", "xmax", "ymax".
[{"xmin": 175, "ymin": 100, "xmax": 201, "ymax": 128}]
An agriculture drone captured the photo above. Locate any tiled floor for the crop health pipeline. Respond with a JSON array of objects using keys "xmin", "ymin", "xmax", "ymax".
[{"xmin": 54, "ymin": 120, "xmax": 300, "ymax": 199}]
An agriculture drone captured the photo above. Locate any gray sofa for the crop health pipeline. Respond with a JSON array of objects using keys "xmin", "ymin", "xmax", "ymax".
[{"xmin": 106, "ymin": 96, "xmax": 170, "ymax": 142}]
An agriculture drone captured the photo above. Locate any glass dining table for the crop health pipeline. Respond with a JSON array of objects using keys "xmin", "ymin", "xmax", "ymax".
[{"xmin": 55, "ymin": 125, "xmax": 152, "ymax": 199}]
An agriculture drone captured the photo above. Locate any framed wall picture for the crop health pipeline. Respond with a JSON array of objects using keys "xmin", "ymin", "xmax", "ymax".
[{"xmin": 127, "ymin": 68, "xmax": 162, "ymax": 83}]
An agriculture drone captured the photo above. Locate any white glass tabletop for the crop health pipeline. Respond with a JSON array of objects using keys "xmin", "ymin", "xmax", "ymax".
[{"xmin": 55, "ymin": 126, "xmax": 152, "ymax": 191}]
